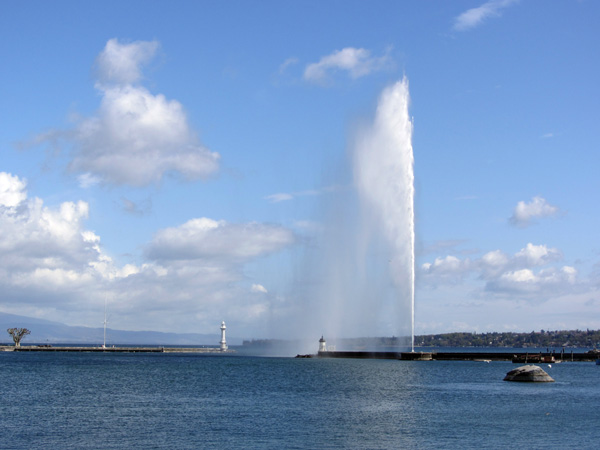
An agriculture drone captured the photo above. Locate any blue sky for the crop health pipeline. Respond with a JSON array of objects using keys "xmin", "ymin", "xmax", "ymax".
[{"xmin": 1, "ymin": 0, "xmax": 599, "ymax": 341}]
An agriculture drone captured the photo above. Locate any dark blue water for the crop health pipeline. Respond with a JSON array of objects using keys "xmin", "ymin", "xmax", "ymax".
[{"xmin": 1, "ymin": 352, "xmax": 598, "ymax": 449}]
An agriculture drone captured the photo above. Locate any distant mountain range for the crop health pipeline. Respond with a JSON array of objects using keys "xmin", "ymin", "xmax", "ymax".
[{"xmin": 0, "ymin": 312, "xmax": 242, "ymax": 346}]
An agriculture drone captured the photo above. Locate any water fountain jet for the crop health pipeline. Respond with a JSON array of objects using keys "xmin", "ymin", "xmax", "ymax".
[
  {"xmin": 288, "ymin": 77, "xmax": 416, "ymax": 355},
  {"xmin": 353, "ymin": 77, "xmax": 415, "ymax": 351}
]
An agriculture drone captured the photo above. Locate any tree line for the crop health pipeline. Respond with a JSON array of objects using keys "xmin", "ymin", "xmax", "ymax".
[{"xmin": 414, "ymin": 329, "xmax": 600, "ymax": 348}]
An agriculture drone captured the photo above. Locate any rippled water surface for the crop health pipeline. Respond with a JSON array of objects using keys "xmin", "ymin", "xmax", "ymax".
[{"xmin": 1, "ymin": 352, "xmax": 599, "ymax": 449}]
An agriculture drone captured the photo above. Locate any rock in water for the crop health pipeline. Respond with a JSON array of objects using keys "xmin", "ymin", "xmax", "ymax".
[{"xmin": 504, "ymin": 365, "xmax": 554, "ymax": 382}]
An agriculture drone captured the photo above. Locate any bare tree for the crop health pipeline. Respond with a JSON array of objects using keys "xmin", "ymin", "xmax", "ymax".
[{"xmin": 7, "ymin": 328, "xmax": 31, "ymax": 347}]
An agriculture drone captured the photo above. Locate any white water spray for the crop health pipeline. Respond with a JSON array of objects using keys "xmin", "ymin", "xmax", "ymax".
[
  {"xmin": 353, "ymin": 77, "xmax": 415, "ymax": 351},
  {"xmin": 288, "ymin": 78, "xmax": 415, "ymax": 352}
]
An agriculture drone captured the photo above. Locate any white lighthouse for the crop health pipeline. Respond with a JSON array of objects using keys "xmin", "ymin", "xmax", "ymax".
[
  {"xmin": 319, "ymin": 336, "xmax": 327, "ymax": 353},
  {"xmin": 220, "ymin": 321, "xmax": 228, "ymax": 351}
]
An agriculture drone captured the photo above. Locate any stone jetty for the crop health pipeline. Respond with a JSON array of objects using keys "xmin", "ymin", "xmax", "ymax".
[
  {"xmin": 0, "ymin": 345, "xmax": 234, "ymax": 354},
  {"xmin": 315, "ymin": 350, "xmax": 597, "ymax": 362}
]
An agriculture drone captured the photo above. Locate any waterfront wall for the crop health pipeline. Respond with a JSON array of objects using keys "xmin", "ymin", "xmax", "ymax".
[
  {"xmin": 317, "ymin": 350, "xmax": 597, "ymax": 362},
  {"xmin": 0, "ymin": 345, "xmax": 234, "ymax": 354}
]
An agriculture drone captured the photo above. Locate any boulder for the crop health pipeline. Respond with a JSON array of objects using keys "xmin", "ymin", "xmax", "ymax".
[{"xmin": 504, "ymin": 365, "xmax": 554, "ymax": 382}]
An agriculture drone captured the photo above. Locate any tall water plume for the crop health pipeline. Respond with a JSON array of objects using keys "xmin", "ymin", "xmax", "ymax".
[
  {"xmin": 353, "ymin": 77, "xmax": 415, "ymax": 350},
  {"xmin": 286, "ymin": 78, "xmax": 415, "ymax": 352}
]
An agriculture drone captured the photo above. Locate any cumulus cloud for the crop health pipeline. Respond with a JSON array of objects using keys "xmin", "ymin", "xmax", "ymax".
[
  {"xmin": 421, "ymin": 242, "xmax": 576, "ymax": 299},
  {"xmin": 480, "ymin": 249, "xmax": 509, "ymax": 270},
  {"xmin": 0, "ymin": 172, "xmax": 296, "ymax": 335},
  {"xmin": 132, "ymin": 218, "xmax": 294, "ymax": 333},
  {"xmin": 95, "ymin": 39, "xmax": 159, "ymax": 85},
  {"xmin": 453, "ymin": 0, "xmax": 519, "ymax": 32},
  {"xmin": 513, "ymin": 243, "xmax": 562, "ymax": 267},
  {"xmin": 0, "ymin": 172, "xmax": 27, "ymax": 208},
  {"xmin": 422, "ymin": 256, "xmax": 469, "ymax": 275},
  {"xmin": 486, "ymin": 266, "xmax": 576, "ymax": 295},
  {"xmin": 38, "ymin": 38, "xmax": 220, "ymax": 187},
  {"xmin": 304, "ymin": 47, "xmax": 391, "ymax": 84},
  {"xmin": 0, "ymin": 172, "xmax": 111, "ymax": 297},
  {"xmin": 421, "ymin": 255, "xmax": 471, "ymax": 285},
  {"xmin": 509, "ymin": 196, "xmax": 559, "ymax": 227},
  {"xmin": 146, "ymin": 217, "xmax": 295, "ymax": 262},
  {"xmin": 69, "ymin": 83, "xmax": 219, "ymax": 186}
]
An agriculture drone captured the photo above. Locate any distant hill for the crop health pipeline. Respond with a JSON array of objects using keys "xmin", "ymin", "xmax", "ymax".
[
  {"xmin": 0, "ymin": 312, "xmax": 241, "ymax": 346},
  {"xmin": 415, "ymin": 330, "xmax": 600, "ymax": 348}
]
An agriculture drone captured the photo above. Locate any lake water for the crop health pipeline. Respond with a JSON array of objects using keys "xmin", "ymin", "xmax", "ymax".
[{"xmin": 1, "ymin": 351, "xmax": 599, "ymax": 449}]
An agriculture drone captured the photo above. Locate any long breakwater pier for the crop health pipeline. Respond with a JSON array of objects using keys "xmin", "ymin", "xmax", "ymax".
[
  {"xmin": 1, "ymin": 345, "xmax": 233, "ymax": 354},
  {"xmin": 316, "ymin": 350, "xmax": 599, "ymax": 362}
]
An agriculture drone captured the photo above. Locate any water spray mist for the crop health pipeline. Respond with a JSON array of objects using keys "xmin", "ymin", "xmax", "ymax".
[{"xmin": 354, "ymin": 77, "xmax": 415, "ymax": 351}]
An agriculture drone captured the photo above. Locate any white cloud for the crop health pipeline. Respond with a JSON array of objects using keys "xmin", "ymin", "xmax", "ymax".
[
  {"xmin": 422, "ymin": 255, "xmax": 466, "ymax": 274},
  {"xmin": 0, "ymin": 172, "xmax": 27, "ymax": 208},
  {"xmin": 37, "ymin": 39, "xmax": 220, "ymax": 187},
  {"xmin": 70, "ymin": 83, "xmax": 219, "ymax": 186},
  {"xmin": 146, "ymin": 217, "xmax": 295, "ymax": 262},
  {"xmin": 251, "ymin": 284, "xmax": 268, "ymax": 294},
  {"xmin": 421, "ymin": 242, "xmax": 575, "ymax": 300},
  {"xmin": 304, "ymin": 47, "xmax": 390, "ymax": 84},
  {"xmin": 486, "ymin": 266, "xmax": 576, "ymax": 295},
  {"xmin": 95, "ymin": 38, "xmax": 159, "ymax": 85},
  {"xmin": 509, "ymin": 196, "xmax": 559, "ymax": 227},
  {"xmin": 265, "ymin": 193, "xmax": 294, "ymax": 203},
  {"xmin": 421, "ymin": 255, "xmax": 471, "ymax": 285},
  {"xmin": 481, "ymin": 249, "xmax": 509, "ymax": 267},
  {"xmin": 514, "ymin": 243, "xmax": 562, "ymax": 267},
  {"xmin": 0, "ymin": 172, "xmax": 113, "ymax": 297},
  {"xmin": 77, "ymin": 172, "xmax": 102, "ymax": 189},
  {"xmin": 0, "ymin": 172, "xmax": 296, "ymax": 336},
  {"xmin": 120, "ymin": 218, "xmax": 294, "ymax": 333},
  {"xmin": 479, "ymin": 249, "xmax": 510, "ymax": 278},
  {"xmin": 453, "ymin": 0, "xmax": 519, "ymax": 32}
]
